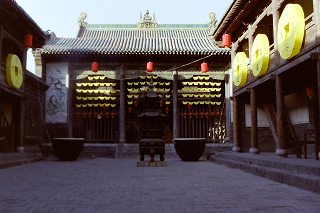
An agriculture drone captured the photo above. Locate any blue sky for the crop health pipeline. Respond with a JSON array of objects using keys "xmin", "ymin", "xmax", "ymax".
[{"xmin": 15, "ymin": 0, "xmax": 233, "ymax": 72}]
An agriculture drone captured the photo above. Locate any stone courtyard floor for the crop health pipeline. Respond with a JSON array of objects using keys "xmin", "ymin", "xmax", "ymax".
[{"xmin": 0, "ymin": 156, "xmax": 320, "ymax": 213}]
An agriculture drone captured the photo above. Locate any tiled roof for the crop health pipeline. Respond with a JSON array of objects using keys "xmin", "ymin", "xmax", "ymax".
[{"xmin": 41, "ymin": 24, "xmax": 230, "ymax": 55}]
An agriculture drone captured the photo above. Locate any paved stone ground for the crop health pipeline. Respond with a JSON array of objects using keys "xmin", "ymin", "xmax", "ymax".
[{"xmin": 0, "ymin": 156, "xmax": 320, "ymax": 213}]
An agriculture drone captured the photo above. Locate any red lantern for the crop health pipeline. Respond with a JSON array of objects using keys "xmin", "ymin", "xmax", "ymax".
[
  {"xmin": 200, "ymin": 112, "xmax": 204, "ymax": 118},
  {"xmin": 205, "ymin": 112, "xmax": 209, "ymax": 118},
  {"xmin": 128, "ymin": 107, "xmax": 133, "ymax": 113},
  {"xmin": 24, "ymin": 34, "xmax": 33, "ymax": 49},
  {"xmin": 216, "ymin": 112, "xmax": 221, "ymax": 117},
  {"xmin": 187, "ymin": 103, "xmax": 192, "ymax": 110},
  {"xmin": 103, "ymin": 103, "xmax": 108, "ymax": 109},
  {"xmin": 134, "ymin": 101, "xmax": 138, "ymax": 106},
  {"xmin": 82, "ymin": 112, "xmax": 87, "ymax": 118},
  {"xmin": 111, "ymin": 113, "xmax": 115, "ymax": 118},
  {"xmin": 99, "ymin": 112, "xmax": 104, "ymax": 117},
  {"xmin": 189, "ymin": 112, "xmax": 193, "ymax": 118},
  {"xmin": 165, "ymin": 107, "xmax": 170, "ymax": 113},
  {"xmin": 92, "ymin": 62, "xmax": 99, "ymax": 72},
  {"xmin": 194, "ymin": 113, "xmax": 199, "ymax": 118},
  {"xmin": 76, "ymin": 112, "xmax": 81, "ymax": 117},
  {"xmin": 160, "ymin": 101, "xmax": 164, "ymax": 106},
  {"xmin": 88, "ymin": 112, "xmax": 92, "ymax": 117},
  {"xmin": 94, "ymin": 112, "xmax": 98, "ymax": 117},
  {"xmin": 147, "ymin": 62, "xmax": 153, "ymax": 72},
  {"xmin": 211, "ymin": 112, "xmax": 215, "ymax": 117},
  {"xmin": 183, "ymin": 112, "xmax": 187, "ymax": 118},
  {"xmin": 105, "ymin": 112, "xmax": 110, "ymax": 118},
  {"xmin": 306, "ymin": 87, "xmax": 315, "ymax": 100},
  {"xmin": 222, "ymin": 34, "xmax": 231, "ymax": 48},
  {"xmin": 201, "ymin": 63, "xmax": 208, "ymax": 73}
]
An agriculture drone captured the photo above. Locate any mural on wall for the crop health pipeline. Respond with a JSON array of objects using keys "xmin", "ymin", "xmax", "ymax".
[{"xmin": 45, "ymin": 62, "xmax": 68, "ymax": 123}]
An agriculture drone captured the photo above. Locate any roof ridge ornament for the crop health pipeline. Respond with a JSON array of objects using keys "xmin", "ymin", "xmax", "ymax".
[
  {"xmin": 78, "ymin": 12, "xmax": 88, "ymax": 28},
  {"xmin": 138, "ymin": 10, "xmax": 157, "ymax": 28},
  {"xmin": 208, "ymin": 12, "xmax": 217, "ymax": 30}
]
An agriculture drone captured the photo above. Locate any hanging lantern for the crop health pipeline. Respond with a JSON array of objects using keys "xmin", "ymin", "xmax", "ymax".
[
  {"xmin": 183, "ymin": 112, "xmax": 187, "ymax": 118},
  {"xmin": 105, "ymin": 112, "xmax": 110, "ymax": 118},
  {"xmin": 189, "ymin": 112, "xmax": 193, "ymax": 118},
  {"xmin": 306, "ymin": 87, "xmax": 315, "ymax": 100},
  {"xmin": 99, "ymin": 112, "xmax": 104, "ymax": 117},
  {"xmin": 134, "ymin": 101, "xmax": 138, "ymax": 106},
  {"xmin": 82, "ymin": 112, "xmax": 87, "ymax": 118},
  {"xmin": 76, "ymin": 112, "xmax": 81, "ymax": 117},
  {"xmin": 94, "ymin": 112, "xmax": 98, "ymax": 117},
  {"xmin": 128, "ymin": 107, "xmax": 133, "ymax": 113},
  {"xmin": 222, "ymin": 34, "xmax": 231, "ymax": 48},
  {"xmin": 200, "ymin": 112, "xmax": 204, "ymax": 118},
  {"xmin": 215, "ymin": 112, "xmax": 221, "ymax": 117},
  {"xmin": 211, "ymin": 112, "xmax": 215, "ymax": 117},
  {"xmin": 160, "ymin": 101, "xmax": 164, "ymax": 106},
  {"xmin": 194, "ymin": 113, "xmax": 199, "ymax": 118},
  {"xmin": 24, "ymin": 34, "xmax": 33, "ymax": 49},
  {"xmin": 111, "ymin": 113, "xmax": 115, "ymax": 118},
  {"xmin": 92, "ymin": 62, "xmax": 99, "ymax": 72},
  {"xmin": 165, "ymin": 107, "xmax": 170, "ymax": 113},
  {"xmin": 88, "ymin": 112, "xmax": 92, "ymax": 118},
  {"xmin": 103, "ymin": 103, "xmax": 109, "ymax": 109},
  {"xmin": 201, "ymin": 63, "xmax": 208, "ymax": 73},
  {"xmin": 147, "ymin": 62, "xmax": 153, "ymax": 72},
  {"xmin": 205, "ymin": 112, "xmax": 209, "ymax": 118},
  {"xmin": 187, "ymin": 103, "xmax": 192, "ymax": 110}
]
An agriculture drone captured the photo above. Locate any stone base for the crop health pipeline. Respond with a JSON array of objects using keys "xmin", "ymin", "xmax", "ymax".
[
  {"xmin": 249, "ymin": 148, "xmax": 259, "ymax": 155},
  {"xmin": 137, "ymin": 161, "xmax": 167, "ymax": 167},
  {"xmin": 276, "ymin": 148, "xmax": 288, "ymax": 158},
  {"xmin": 232, "ymin": 146, "xmax": 241, "ymax": 152}
]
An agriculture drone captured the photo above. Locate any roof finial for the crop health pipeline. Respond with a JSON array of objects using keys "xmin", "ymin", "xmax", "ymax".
[
  {"xmin": 208, "ymin": 12, "xmax": 217, "ymax": 29},
  {"xmin": 78, "ymin": 12, "xmax": 88, "ymax": 28},
  {"xmin": 137, "ymin": 10, "xmax": 157, "ymax": 28}
]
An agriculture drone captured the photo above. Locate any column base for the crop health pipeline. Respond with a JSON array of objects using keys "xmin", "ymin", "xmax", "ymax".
[
  {"xmin": 16, "ymin": 147, "xmax": 24, "ymax": 153},
  {"xmin": 115, "ymin": 139, "xmax": 125, "ymax": 159},
  {"xmin": 224, "ymin": 137, "xmax": 230, "ymax": 143},
  {"xmin": 232, "ymin": 146, "xmax": 241, "ymax": 152},
  {"xmin": 276, "ymin": 149, "xmax": 288, "ymax": 158},
  {"xmin": 249, "ymin": 148, "xmax": 259, "ymax": 155}
]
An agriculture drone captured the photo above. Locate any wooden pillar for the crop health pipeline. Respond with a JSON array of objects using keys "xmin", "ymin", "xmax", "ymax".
[
  {"xmin": 16, "ymin": 97, "xmax": 24, "ymax": 152},
  {"xmin": 250, "ymin": 88, "xmax": 259, "ymax": 154},
  {"xmin": 276, "ymin": 75, "xmax": 287, "ymax": 157},
  {"xmin": 173, "ymin": 71, "xmax": 179, "ymax": 139},
  {"xmin": 232, "ymin": 96, "xmax": 240, "ymax": 152},
  {"xmin": 272, "ymin": 0, "xmax": 280, "ymax": 65},
  {"xmin": 116, "ymin": 66, "xmax": 126, "ymax": 159},
  {"xmin": 313, "ymin": 0, "xmax": 320, "ymax": 43}
]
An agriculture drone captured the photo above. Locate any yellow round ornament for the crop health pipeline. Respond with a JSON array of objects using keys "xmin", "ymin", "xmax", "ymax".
[
  {"xmin": 251, "ymin": 34, "xmax": 269, "ymax": 76},
  {"xmin": 6, "ymin": 54, "xmax": 23, "ymax": 89},
  {"xmin": 277, "ymin": 4, "xmax": 305, "ymax": 59},
  {"xmin": 233, "ymin": 52, "xmax": 248, "ymax": 87}
]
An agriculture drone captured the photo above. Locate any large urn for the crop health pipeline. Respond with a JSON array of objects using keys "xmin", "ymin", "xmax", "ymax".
[
  {"xmin": 173, "ymin": 138, "xmax": 206, "ymax": 161},
  {"xmin": 52, "ymin": 138, "xmax": 84, "ymax": 161}
]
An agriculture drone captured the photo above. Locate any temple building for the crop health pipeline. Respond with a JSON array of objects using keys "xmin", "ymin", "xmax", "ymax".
[
  {"xmin": 0, "ymin": 0, "xmax": 49, "ymax": 153},
  {"xmin": 211, "ymin": 0, "xmax": 320, "ymax": 158},
  {"xmin": 36, "ymin": 11, "xmax": 231, "ymax": 157}
]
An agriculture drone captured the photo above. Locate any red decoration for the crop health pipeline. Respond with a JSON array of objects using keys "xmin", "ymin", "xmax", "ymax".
[
  {"xmin": 183, "ymin": 112, "xmax": 187, "ymax": 118},
  {"xmin": 147, "ymin": 62, "xmax": 153, "ymax": 72},
  {"xmin": 128, "ymin": 107, "xmax": 133, "ymax": 113},
  {"xmin": 200, "ymin": 112, "xmax": 204, "ymax": 118},
  {"xmin": 306, "ymin": 87, "xmax": 315, "ymax": 100},
  {"xmin": 24, "ymin": 34, "xmax": 33, "ymax": 49},
  {"xmin": 160, "ymin": 101, "xmax": 164, "ymax": 106},
  {"xmin": 82, "ymin": 112, "xmax": 87, "ymax": 118},
  {"xmin": 103, "ymin": 103, "xmax": 108, "ymax": 109},
  {"xmin": 211, "ymin": 112, "xmax": 215, "ymax": 117},
  {"xmin": 88, "ymin": 112, "xmax": 92, "ymax": 117},
  {"xmin": 92, "ymin": 62, "xmax": 99, "ymax": 72},
  {"xmin": 215, "ymin": 112, "xmax": 221, "ymax": 117},
  {"xmin": 165, "ymin": 107, "xmax": 170, "ymax": 113},
  {"xmin": 205, "ymin": 112, "xmax": 209, "ymax": 118},
  {"xmin": 222, "ymin": 34, "xmax": 231, "ymax": 48},
  {"xmin": 105, "ymin": 112, "xmax": 110, "ymax": 118},
  {"xmin": 111, "ymin": 113, "xmax": 115, "ymax": 118},
  {"xmin": 134, "ymin": 101, "xmax": 138, "ymax": 106},
  {"xmin": 201, "ymin": 63, "xmax": 208, "ymax": 73},
  {"xmin": 187, "ymin": 103, "xmax": 192, "ymax": 110},
  {"xmin": 94, "ymin": 112, "xmax": 98, "ymax": 117},
  {"xmin": 189, "ymin": 112, "xmax": 193, "ymax": 118},
  {"xmin": 76, "ymin": 112, "xmax": 81, "ymax": 117},
  {"xmin": 99, "ymin": 112, "xmax": 104, "ymax": 117},
  {"xmin": 194, "ymin": 113, "xmax": 199, "ymax": 118}
]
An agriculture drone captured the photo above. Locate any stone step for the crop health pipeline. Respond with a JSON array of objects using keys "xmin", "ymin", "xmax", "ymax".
[
  {"xmin": 210, "ymin": 154, "xmax": 320, "ymax": 194},
  {"xmin": 0, "ymin": 153, "xmax": 43, "ymax": 169},
  {"xmin": 213, "ymin": 152, "xmax": 320, "ymax": 177}
]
